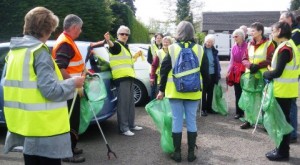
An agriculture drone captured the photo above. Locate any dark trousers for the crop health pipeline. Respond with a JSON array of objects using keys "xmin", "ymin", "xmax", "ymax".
[
  {"xmin": 202, "ymin": 74, "xmax": 217, "ymax": 112},
  {"xmin": 276, "ymin": 98, "xmax": 292, "ymax": 156},
  {"xmin": 234, "ymin": 83, "xmax": 244, "ymax": 116},
  {"xmin": 150, "ymin": 75, "xmax": 158, "ymax": 101},
  {"xmin": 67, "ymin": 94, "xmax": 81, "ymax": 154},
  {"xmin": 24, "ymin": 154, "xmax": 61, "ymax": 165}
]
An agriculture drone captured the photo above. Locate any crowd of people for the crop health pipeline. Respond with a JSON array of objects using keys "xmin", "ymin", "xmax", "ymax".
[{"xmin": 2, "ymin": 6, "xmax": 299, "ymax": 164}]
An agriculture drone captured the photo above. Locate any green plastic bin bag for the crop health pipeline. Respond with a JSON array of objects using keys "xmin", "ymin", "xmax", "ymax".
[
  {"xmin": 212, "ymin": 82, "xmax": 228, "ymax": 115},
  {"xmin": 79, "ymin": 73, "xmax": 107, "ymax": 134},
  {"xmin": 145, "ymin": 98, "xmax": 174, "ymax": 153},
  {"xmin": 262, "ymin": 82, "xmax": 293, "ymax": 147},
  {"xmin": 238, "ymin": 72, "xmax": 264, "ymax": 125}
]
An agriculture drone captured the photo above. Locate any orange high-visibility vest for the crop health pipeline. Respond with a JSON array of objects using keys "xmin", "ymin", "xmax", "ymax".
[{"xmin": 52, "ymin": 33, "xmax": 84, "ymax": 77}]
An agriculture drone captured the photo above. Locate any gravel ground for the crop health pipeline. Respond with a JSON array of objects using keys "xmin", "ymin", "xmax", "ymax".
[{"xmin": 0, "ymin": 61, "xmax": 299, "ymax": 165}]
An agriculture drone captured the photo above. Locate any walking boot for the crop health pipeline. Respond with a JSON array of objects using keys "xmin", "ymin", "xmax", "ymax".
[
  {"xmin": 187, "ymin": 132, "xmax": 198, "ymax": 162},
  {"xmin": 171, "ymin": 132, "xmax": 182, "ymax": 162}
]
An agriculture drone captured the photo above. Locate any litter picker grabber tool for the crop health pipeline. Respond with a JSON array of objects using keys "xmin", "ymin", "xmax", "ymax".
[
  {"xmin": 85, "ymin": 92, "xmax": 117, "ymax": 159},
  {"xmin": 83, "ymin": 46, "xmax": 117, "ymax": 159},
  {"xmin": 252, "ymin": 82, "xmax": 269, "ymax": 134}
]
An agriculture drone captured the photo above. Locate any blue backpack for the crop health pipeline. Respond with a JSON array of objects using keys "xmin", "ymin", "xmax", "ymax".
[{"xmin": 172, "ymin": 43, "xmax": 201, "ymax": 92}]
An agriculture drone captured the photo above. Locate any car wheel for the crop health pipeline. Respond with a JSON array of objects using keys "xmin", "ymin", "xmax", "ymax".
[{"xmin": 133, "ymin": 80, "xmax": 148, "ymax": 106}]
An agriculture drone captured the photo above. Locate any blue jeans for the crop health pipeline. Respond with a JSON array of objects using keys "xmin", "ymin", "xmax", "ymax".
[
  {"xmin": 290, "ymin": 98, "xmax": 298, "ymax": 139},
  {"xmin": 169, "ymin": 99, "xmax": 199, "ymax": 133}
]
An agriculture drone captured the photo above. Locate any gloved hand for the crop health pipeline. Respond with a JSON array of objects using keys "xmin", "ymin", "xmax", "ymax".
[{"xmin": 250, "ymin": 64, "xmax": 259, "ymax": 73}]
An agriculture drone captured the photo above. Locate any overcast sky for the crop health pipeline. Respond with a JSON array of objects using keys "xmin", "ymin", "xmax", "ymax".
[{"xmin": 135, "ymin": 0, "xmax": 291, "ymax": 25}]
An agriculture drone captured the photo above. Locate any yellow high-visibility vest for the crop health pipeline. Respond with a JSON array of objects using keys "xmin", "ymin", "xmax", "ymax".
[
  {"xmin": 156, "ymin": 49, "xmax": 168, "ymax": 84},
  {"xmin": 247, "ymin": 41, "xmax": 272, "ymax": 73},
  {"xmin": 109, "ymin": 41, "xmax": 135, "ymax": 80},
  {"xmin": 271, "ymin": 41, "xmax": 299, "ymax": 98},
  {"xmin": 4, "ymin": 43, "xmax": 70, "ymax": 136},
  {"xmin": 165, "ymin": 42, "xmax": 203, "ymax": 100}
]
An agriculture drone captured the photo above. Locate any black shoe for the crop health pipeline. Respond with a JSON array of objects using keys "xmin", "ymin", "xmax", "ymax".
[
  {"xmin": 73, "ymin": 148, "xmax": 83, "ymax": 155},
  {"xmin": 240, "ymin": 122, "xmax": 251, "ymax": 129},
  {"xmin": 201, "ymin": 110, "xmax": 207, "ymax": 117},
  {"xmin": 290, "ymin": 137, "xmax": 297, "ymax": 143},
  {"xmin": 265, "ymin": 149, "xmax": 289, "ymax": 161},
  {"xmin": 207, "ymin": 110, "xmax": 217, "ymax": 114},
  {"xmin": 62, "ymin": 155, "xmax": 86, "ymax": 163}
]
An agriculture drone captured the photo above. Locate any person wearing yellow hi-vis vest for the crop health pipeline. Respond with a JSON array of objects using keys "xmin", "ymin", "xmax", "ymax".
[
  {"xmin": 279, "ymin": 11, "xmax": 300, "ymax": 144},
  {"xmin": 104, "ymin": 26, "xmax": 143, "ymax": 137},
  {"xmin": 263, "ymin": 22, "xmax": 298, "ymax": 161},
  {"xmin": 150, "ymin": 36, "xmax": 173, "ymax": 95},
  {"xmin": 240, "ymin": 22, "xmax": 276, "ymax": 129},
  {"xmin": 157, "ymin": 21, "xmax": 209, "ymax": 163},
  {"xmin": 3, "ymin": 7, "xmax": 84, "ymax": 165},
  {"xmin": 148, "ymin": 33, "xmax": 163, "ymax": 101}
]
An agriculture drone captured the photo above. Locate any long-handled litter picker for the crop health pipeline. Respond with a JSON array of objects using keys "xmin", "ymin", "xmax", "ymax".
[
  {"xmin": 252, "ymin": 82, "xmax": 269, "ymax": 134},
  {"xmin": 86, "ymin": 97, "xmax": 117, "ymax": 159},
  {"xmin": 83, "ymin": 46, "xmax": 117, "ymax": 159}
]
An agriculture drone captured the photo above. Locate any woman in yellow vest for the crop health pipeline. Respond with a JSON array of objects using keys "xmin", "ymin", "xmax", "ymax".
[
  {"xmin": 148, "ymin": 33, "xmax": 164, "ymax": 100},
  {"xmin": 240, "ymin": 22, "xmax": 275, "ymax": 129},
  {"xmin": 3, "ymin": 7, "xmax": 84, "ymax": 165},
  {"xmin": 263, "ymin": 22, "xmax": 298, "ymax": 161},
  {"xmin": 157, "ymin": 21, "xmax": 208, "ymax": 162},
  {"xmin": 150, "ymin": 36, "xmax": 173, "ymax": 94},
  {"xmin": 104, "ymin": 26, "xmax": 143, "ymax": 136}
]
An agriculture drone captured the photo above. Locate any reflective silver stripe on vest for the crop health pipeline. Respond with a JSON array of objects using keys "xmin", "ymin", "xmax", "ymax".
[
  {"xmin": 68, "ymin": 60, "xmax": 84, "ymax": 67},
  {"xmin": 110, "ymin": 55, "xmax": 131, "ymax": 60},
  {"xmin": 69, "ymin": 73, "xmax": 82, "ymax": 77},
  {"xmin": 23, "ymin": 47, "xmax": 35, "ymax": 81},
  {"xmin": 111, "ymin": 64, "xmax": 133, "ymax": 70},
  {"xmin": 4, "ymin": 80, "xmax": 37, "ymax": 88},
  {"xmin": 249, "ymin": 41, "xmax": 270, "ymax": 62},
  {"xmin": 5, "ymin": 101, "xmax": 66, "ymax": 111},
  {"xmin": 249, "ymin": 55, "xmax": 265, "ymax": 59},
  {"xmin": 274, "ymin": 77, "xmax": 299, "ymax": 83},
  {"xmin": 284, "ymin": 65, "xmax": 299, "ymax": 70}
]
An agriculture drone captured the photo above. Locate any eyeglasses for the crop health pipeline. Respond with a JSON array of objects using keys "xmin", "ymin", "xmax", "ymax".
[
  {"xmin": 233, "ymin": 36, "xmax": 239, "ymax": 38},
  {"xmin": 119, "ymin": 33, "xmax": 129, "ymax": 36}
]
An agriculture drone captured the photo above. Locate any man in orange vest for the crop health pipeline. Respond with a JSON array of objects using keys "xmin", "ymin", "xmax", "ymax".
[{"xmin": 52, "ymin": 14, "xmax": 87, "ymax": 163}]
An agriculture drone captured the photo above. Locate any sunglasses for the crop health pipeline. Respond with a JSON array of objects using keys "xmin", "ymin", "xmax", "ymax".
[{"xmin": 119, "ymin": 33, "xmax": 129, "ymax": 36}]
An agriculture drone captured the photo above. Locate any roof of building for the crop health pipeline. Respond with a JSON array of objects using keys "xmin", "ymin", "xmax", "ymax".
[{"xmin": 202, "ymin": 11, "xmax": 281, "ymax": 32}]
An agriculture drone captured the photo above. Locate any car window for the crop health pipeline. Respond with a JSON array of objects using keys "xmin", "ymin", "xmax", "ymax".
[
  {"xmin": 0, "ymin": 46, "xmax": 9, "ymax": 78},
  {"xmin": 90, "ymin": 47, "xmax": 111, "ymax": 73}
]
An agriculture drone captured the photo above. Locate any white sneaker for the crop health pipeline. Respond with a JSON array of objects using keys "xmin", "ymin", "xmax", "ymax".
[
  {"xmin": 131, "ymin": 126, "xmax": 143, "ymax": 131},
  {"xmin": 122, "ymin": 130, "xmax": 135, "ymax": 136}
]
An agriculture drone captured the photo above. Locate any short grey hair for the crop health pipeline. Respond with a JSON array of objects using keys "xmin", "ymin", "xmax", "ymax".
[
  {"xmin": 280, "ymin": 11, "xmax": 297, "ymax": 26},
  {"xmin": 204, "ymin": 34, "xmax": 215, "ymax": 44},
  {"xmin": 175, "ymin": 21, "xmax": 195, "ymax": 42},
  {"xmin": 232, "ymin": 29, "xmax": 245, "ymax": 40},
  {"xmin": 117, "ymin": 25, "xmax": 131, "ymax": 35},
  {"xmin": 63, "ymin": 14, "xmax": 83, "ymax": 30}
]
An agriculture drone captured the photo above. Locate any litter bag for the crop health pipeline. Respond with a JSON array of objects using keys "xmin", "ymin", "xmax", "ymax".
[
  {"xmin": 145, "ymin": 98, "xmax": 174, "ymax": 153},
  {"xmin": 79, "ymin": 73, "xmax": 107, "ymax": 134},
  {"xmin": 238, "ymin": 72, "xmax": 264, "ymax": 125},
  {"xmin": 262, "ymin": 82, "xmax": 293, "ymax": 147},
  {"xmin": 212, "ymin": 83, "xmax": 228, "ymax": 115}
]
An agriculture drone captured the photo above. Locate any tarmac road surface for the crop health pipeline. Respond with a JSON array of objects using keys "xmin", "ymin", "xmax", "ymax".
[{"xmin": 0, "ymin": 61, "xmax": 299, "ymax": 165}]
